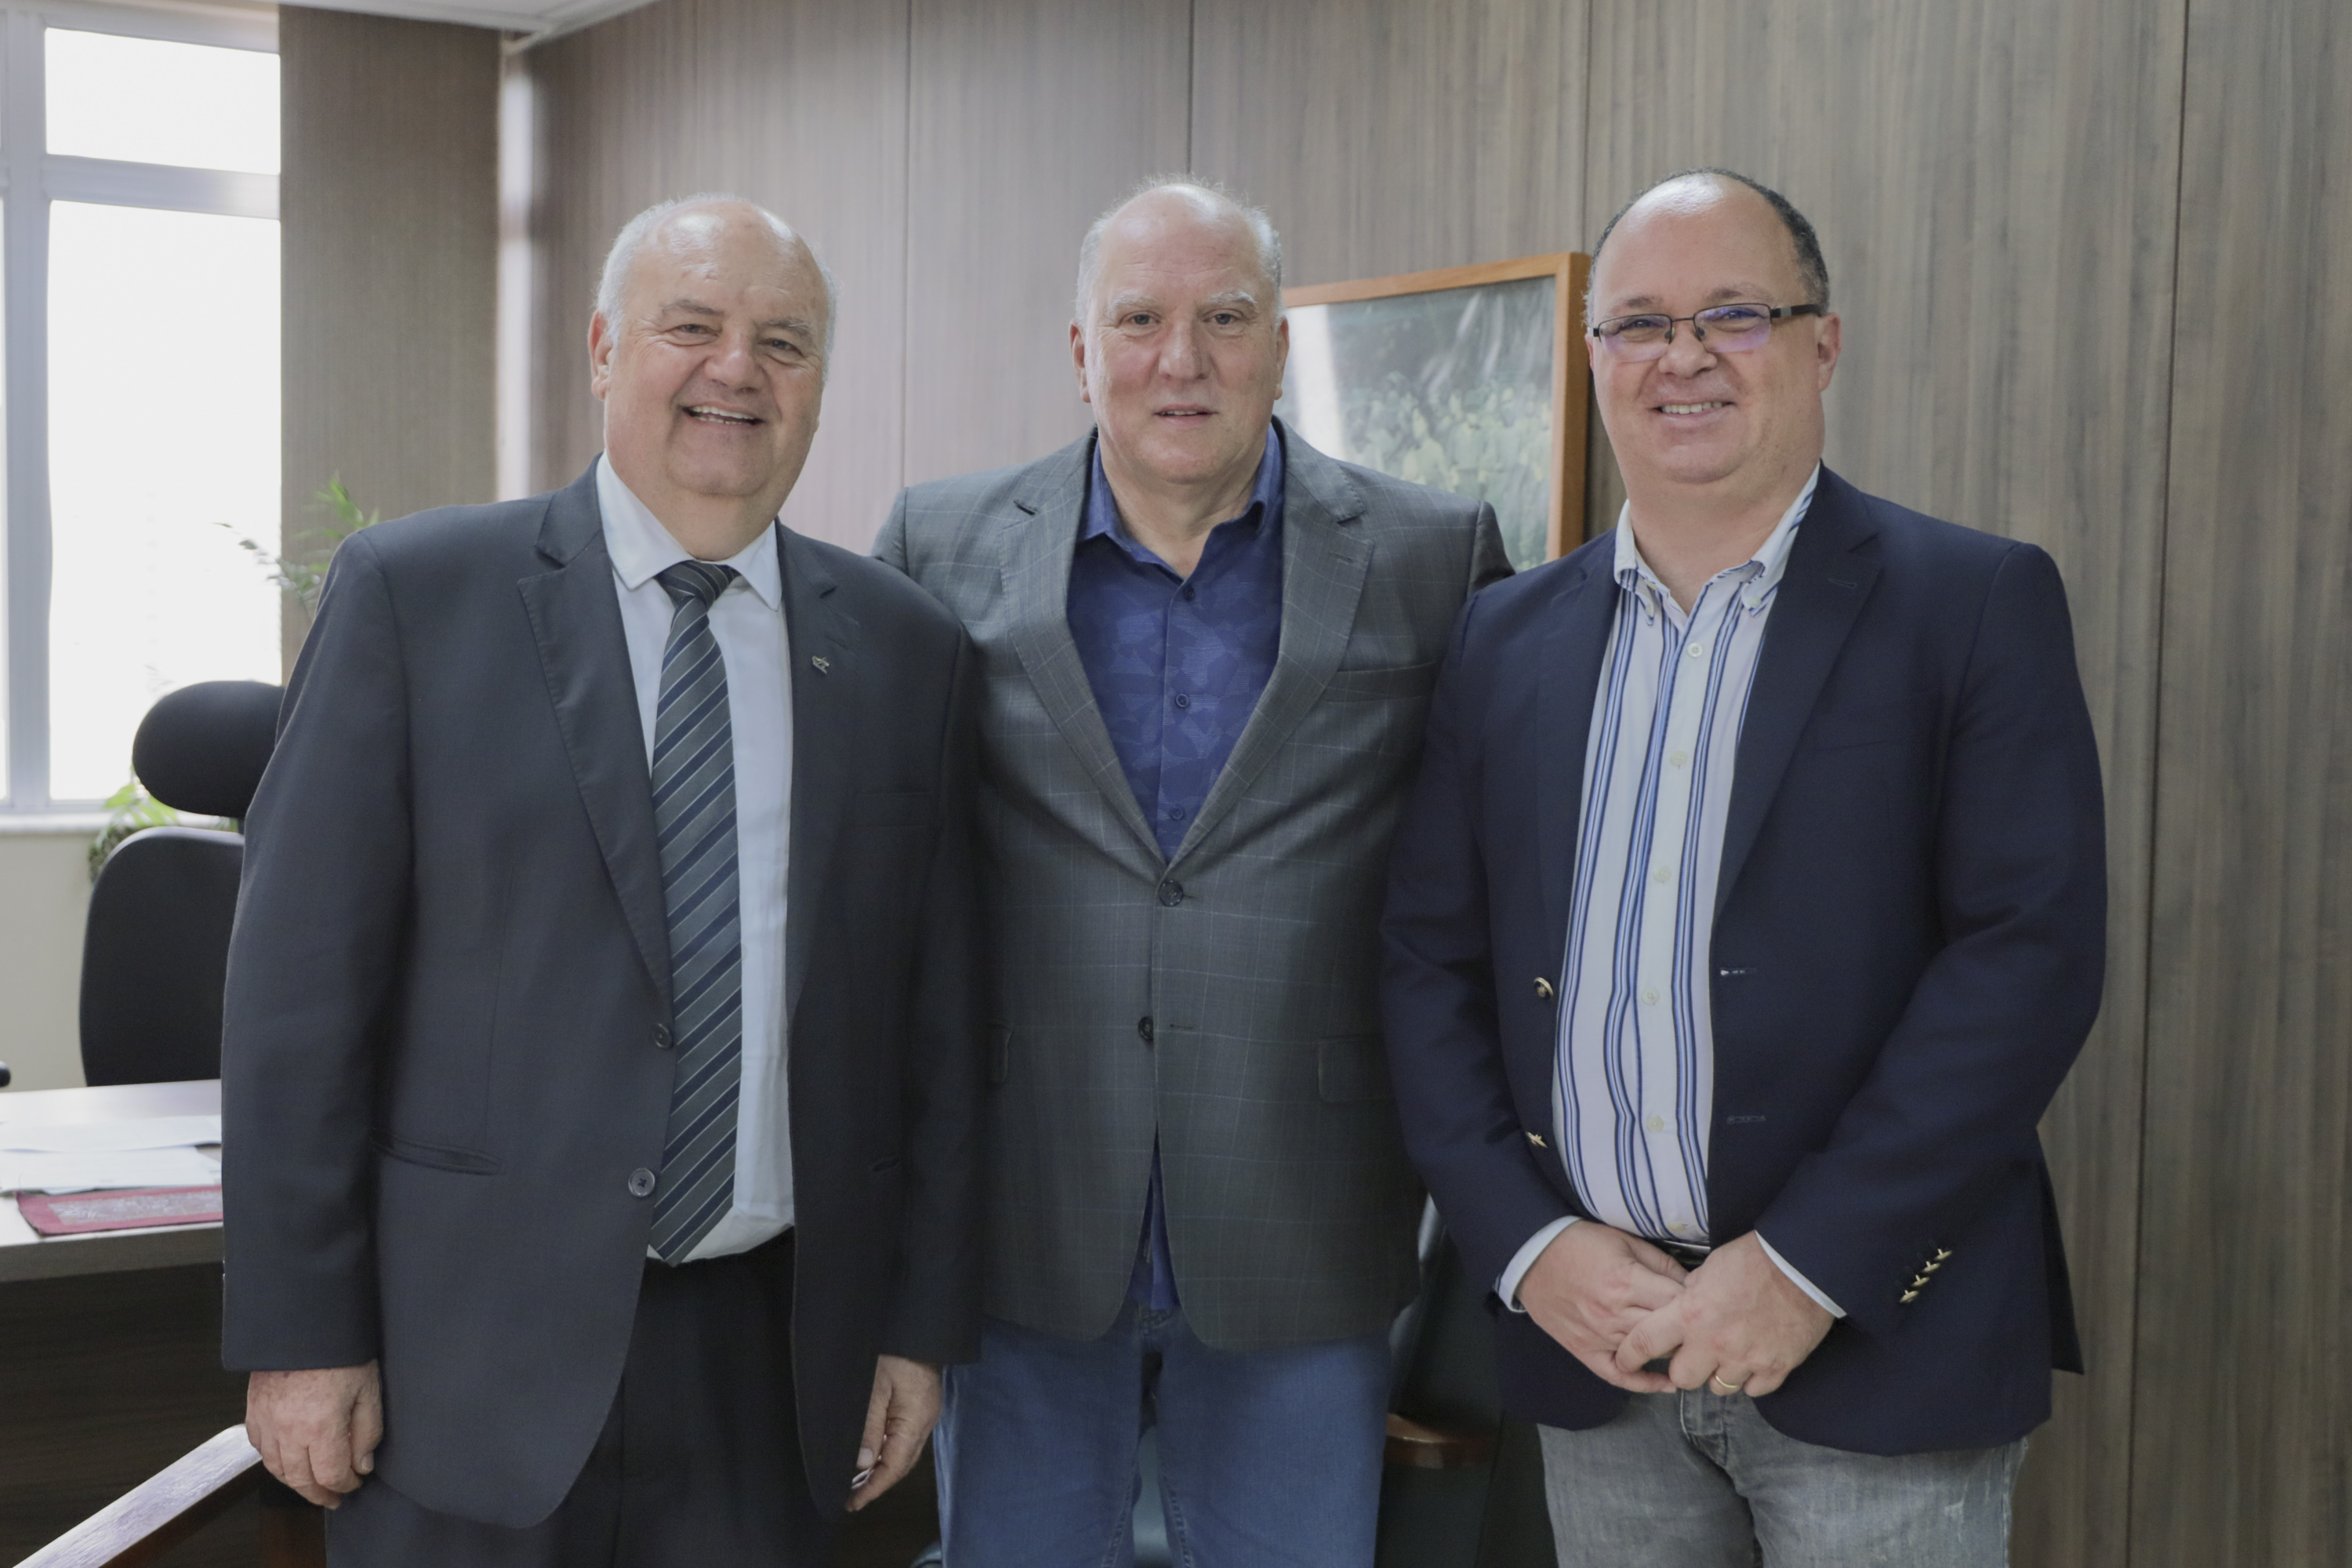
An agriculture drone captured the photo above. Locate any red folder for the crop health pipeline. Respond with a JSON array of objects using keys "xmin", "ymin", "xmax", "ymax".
[{"xmin": 16, "ymin": 1185, "xmax": 223, "ymax": 1236}]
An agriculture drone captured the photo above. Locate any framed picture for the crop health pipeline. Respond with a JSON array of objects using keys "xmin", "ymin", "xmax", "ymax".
[{"xmin": 1281, "ymin": 252, "xmax": 1591, "ymax": 571}]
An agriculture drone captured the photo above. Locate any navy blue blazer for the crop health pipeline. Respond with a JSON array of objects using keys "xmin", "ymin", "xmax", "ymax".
[{"xmin": 1381, "ymin": 467, "xmax": 2105, "ymax": 1455}]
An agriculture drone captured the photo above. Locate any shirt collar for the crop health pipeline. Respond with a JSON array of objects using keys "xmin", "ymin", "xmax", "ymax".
[
  {"xmin": 1082, "ymin": 423, "xmax": 1284, "ymax": 568},
  {"xmin": 1612, "ymin": 463, "xmax": 1820, "ymax": 614},
  {"xmin": 595, "ymin": 453, "xmax": 784, "ymax": 610}
]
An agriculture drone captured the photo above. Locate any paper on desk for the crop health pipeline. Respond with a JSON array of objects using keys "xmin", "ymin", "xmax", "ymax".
[
  {"xmin": 0, "ymin": 1115, "xmax": 221, "ymax": 1153},
  {"xmin": 0, "ymin": 1146, "xmax": 223, "ymax": 1194}
]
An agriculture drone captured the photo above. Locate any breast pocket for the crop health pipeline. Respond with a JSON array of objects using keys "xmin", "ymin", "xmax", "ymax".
[
  {"xmin": 1319, "ymin": 662, "xmax": 1437, "ymax": 704},
  {"xmin": 1803, "ymin": 702, "xmax": 1913, "ymax": 753}
]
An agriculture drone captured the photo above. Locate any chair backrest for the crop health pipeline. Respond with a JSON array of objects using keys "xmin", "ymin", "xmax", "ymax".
[
  {"xmin": 131, "ymin": 679, "xmax": 281, "ymax": 820},
  {"xmin": 78, "ymin": 679, "xmax": 281, "ymax": 1087},
  {"xmin": 80, "ymin": 827, "xmax": 245, "ymax": 1087}
]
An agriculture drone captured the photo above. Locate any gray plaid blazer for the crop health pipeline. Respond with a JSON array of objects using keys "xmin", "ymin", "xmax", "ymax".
[{"xmin": 876, "ymin": 421, "xmax": 1510, "ymax": 1350}]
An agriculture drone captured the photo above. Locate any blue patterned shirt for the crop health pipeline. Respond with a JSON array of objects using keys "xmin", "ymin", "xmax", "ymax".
[{"xmin": 1067, "ymin": 425, "xmax": 1285, "ymax": 1308}]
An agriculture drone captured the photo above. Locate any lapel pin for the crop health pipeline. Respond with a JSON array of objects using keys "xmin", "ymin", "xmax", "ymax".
[{"xmin": 811, "ymin": 655, "xmax": 831, "ymax": 675}]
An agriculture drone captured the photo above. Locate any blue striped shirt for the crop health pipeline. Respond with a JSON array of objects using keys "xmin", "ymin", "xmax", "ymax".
[{"xmin": 1500, "ymin": 469, "xmax": 1843, "ymax": 1317}]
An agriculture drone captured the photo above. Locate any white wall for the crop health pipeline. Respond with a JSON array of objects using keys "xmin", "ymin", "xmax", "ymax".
[{"xmin": 0, "ymin": 828, "xmax": 93, "ymax": 1091}]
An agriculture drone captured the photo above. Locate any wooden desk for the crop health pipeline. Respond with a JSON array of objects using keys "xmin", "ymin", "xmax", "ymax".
[
  {"xmin": 0, "ymin": 1080, "xmax": 252, "ymax": 1564},
  {"xmin": 0, "ymin": 1077, "xmax": 931, "ymax": 1564},
  {"xmin": 0, "ymin": 1079, "xmax": 223, "ymax": 1284}
]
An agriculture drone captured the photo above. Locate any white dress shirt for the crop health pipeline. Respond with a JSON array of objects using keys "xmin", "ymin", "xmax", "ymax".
[
  {"xmin": 1501, "ymin": 469, "xmax": 1843, "ymax": 1318},
  {"xmin": 597, "ymin": 456, "xmax": 795, "ymax": 1261}
]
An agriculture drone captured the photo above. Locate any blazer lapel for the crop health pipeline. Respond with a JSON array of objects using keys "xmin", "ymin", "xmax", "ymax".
[
  {"xmin": 999, "ymin": 437, "xmax": 1163, "ymax": 862},
  {"xmin": 1714, "ymin": 470, "xmax": 1884, "ymax": 918},
  {"xmin": 1534, "ymin": 548, "xmax": 1617, "ymax": 948},
  {"xmin": 781, "ymin": 528, "xmax": 857, "ymax": 1026},
  {"xmin": 1173, "ymin": 432, "xmax": 1371, "ymax": 861},
  {"xmin": 517, "ymin": 465, "xmax": 670, "ymax": 1010}
]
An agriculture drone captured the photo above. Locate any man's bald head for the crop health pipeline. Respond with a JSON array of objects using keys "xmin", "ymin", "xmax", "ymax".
[
  {"xmin": 1074, "ymin": 177, "xmax": 1283, "ymax": 330},
  {"xmin": 597, "ymin": 194, "xmax": 839, "ymax": 372},
  {"xmin": 1588, "ymin": 169, "xmax": 1829, "ymax": 327}
]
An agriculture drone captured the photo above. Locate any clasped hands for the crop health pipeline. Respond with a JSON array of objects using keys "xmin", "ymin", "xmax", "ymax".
[
  {"xmin": 245, "ymin": 1353, "xmax": 940, "ymax": 1510},
  {"xmin": 1517, "ymin": 1223, "xmax": 1832, "ymax": 1399}
]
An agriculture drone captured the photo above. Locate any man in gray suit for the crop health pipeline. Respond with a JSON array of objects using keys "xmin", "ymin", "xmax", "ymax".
[
  {"xmin": 225, "ymin": 197, "xmax": 980, "ymax": 1565},
  {"xmin": 877, "ymin": 177, "xmax": 1510, "ymax": 1566}
]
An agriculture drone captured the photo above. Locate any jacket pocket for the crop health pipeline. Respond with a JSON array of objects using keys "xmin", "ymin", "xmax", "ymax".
[
  {"xmin": 1803, "ymin": 702, "xmax": 1911, "ymax": 752},
  {"xmin": 371, "ymin": 1129, "xmax": 501, "ymax": 1174},
  {"xmin": 1318, "ymin": 1034, "xmax": 1394, "ymax": 1102},
  {"xmin": 1319, "ymin": 662, "xmax": 1438, "ymax": 703}
]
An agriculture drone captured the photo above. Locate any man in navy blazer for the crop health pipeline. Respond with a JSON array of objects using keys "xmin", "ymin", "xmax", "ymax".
[{"xmin": 1381, "ymin": 169, "xmax": 2105, "ymax": 1565}]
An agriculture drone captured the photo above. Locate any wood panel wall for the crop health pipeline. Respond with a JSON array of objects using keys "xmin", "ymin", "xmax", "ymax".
[
  {"xmin": 279, "ymin": 6, "xmax": 499, "ymax": 666},
  {"xmin": 492, "ymin": 0, "xmax": 2350, "ymax": 1559},
  {"xmin": 902, "ymin": 0, "xmax": 1191, "ymax": 484},
  {"xmin": 521, "ymin": 0, "xmax": 909, "ymax": 549},
  {"xmin": 2135, "ymin": 0, "xmax": 2352, "ymax": 1559}
]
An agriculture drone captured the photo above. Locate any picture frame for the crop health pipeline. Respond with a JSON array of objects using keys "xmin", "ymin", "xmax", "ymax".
[{"xmin": 1282, "ymin": 252, "xmax": 1591, "ymax": 571}]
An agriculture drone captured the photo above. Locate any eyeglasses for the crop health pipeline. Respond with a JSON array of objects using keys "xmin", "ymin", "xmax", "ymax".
[{"xmin": 1589, "ymin": 303, "xmax": 1824, "ymax": 361}]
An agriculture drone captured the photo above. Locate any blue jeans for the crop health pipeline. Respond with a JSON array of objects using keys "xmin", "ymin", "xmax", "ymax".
[
  {"xmin": 935, "ymin": 1303, "xmax": 1391, "ymax": 1567},
  {"xmin": 1538, "ymin": 1388, "xmax": 2028, "ymax": 1567}
]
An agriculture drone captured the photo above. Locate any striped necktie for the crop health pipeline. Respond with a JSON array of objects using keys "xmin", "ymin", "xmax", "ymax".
[{"xmin": 648, "ymin": 559, "xmax": 744, "ymax": 1263}]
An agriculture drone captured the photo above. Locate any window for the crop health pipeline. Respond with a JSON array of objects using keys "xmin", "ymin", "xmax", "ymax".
[{"xmin": 2, "ymin": 5, "xmax": 279, "ymax": 812}]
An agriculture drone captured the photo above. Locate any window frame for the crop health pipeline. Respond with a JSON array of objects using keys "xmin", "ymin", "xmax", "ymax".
[{"xmin": 2, "ymin": 0, "xmax": 278, "ymax": 815}]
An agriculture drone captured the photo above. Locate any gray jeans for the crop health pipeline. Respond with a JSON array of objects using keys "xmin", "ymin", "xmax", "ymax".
[{"xmin": 1540, "ymin": 1389, "xmax": 2027, "ymax": 1567}]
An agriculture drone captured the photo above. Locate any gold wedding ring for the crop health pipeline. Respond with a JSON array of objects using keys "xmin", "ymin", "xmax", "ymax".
[{"xmin": 1709, "ymin": 1372, "xmax": 1746, "ymax": 1395}]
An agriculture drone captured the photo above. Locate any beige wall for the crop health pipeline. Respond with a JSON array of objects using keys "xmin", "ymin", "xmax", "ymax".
[
  {"xmin": 491, "ymin": 0, "xmax": 2352, "ymax": 1559},
  {"xmin": 0, "ymin": 832, "xmax": 95, "ymax": 1092}
]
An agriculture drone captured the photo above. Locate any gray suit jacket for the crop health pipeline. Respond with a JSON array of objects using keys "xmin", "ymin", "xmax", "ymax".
[{"xmin": 876, "ymin": 421, "xmax": 1509, "ymax": 1350}]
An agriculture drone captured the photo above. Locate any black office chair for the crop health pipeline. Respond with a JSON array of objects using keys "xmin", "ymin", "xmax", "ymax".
[{"xmin": 78, "ymin": 681, "xmax": 281, "ymax": 1087}]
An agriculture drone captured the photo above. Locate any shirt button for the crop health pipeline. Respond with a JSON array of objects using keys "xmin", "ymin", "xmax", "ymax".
[
  {"xmin": 1174, "ymin": 693, "xmax": 1191, "ymax": 709},
  {"xmin": 1686, "ymin": 642, "xmax": 1708, "ymax": 659},
  {"xmin": 1669, "ymin": 750, "xmax": 1690, "ymax": 768},
  {"xmin": 1158, "ymin": 880, "xmax": 1185, "ymax": 907},
  {"xmin": 1642, "ymin": 988, "xmax": 1661, "ymax": 1006},
  {"xmin": 1181, "ymin": 584, "xmax": 1196, "ymax": 601},
  {"xmin": 1646, "ymin": 1116, "xmax": 1666, "ymax": 1132},
  {"xmin": 1651, "ymin": 866, "xmax": 1671, "ymax": 884},
  {"xmin": 1167, "ymin": 806, "xmax": 1185, "ymax": 821},
  {"xmin": 627, "ymin": 1168, "xmax": 656, "ymax": 1198}
]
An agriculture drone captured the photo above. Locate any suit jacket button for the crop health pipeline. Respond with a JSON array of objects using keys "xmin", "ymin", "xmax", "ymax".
[
  {"xmin": 652, "ymin": 1024, "xmax": 672, "ymax": 1050},
  {"xmin": 1158, "ymin": 880, "xmax": 1185, "ymax": 907},
  {"xmin": 628, "ymin": 1168, "xmax": 657, "ymax": 1198},
  {"xmin": 1534, "ymin": 978, "xmax": 1556, "ymax": 1000},
  {"xmin": 1900, "ymin": 1290, "xmax": 1920, "ymax": 1304},
  {"xmin": 1137, "ymin": 1016, "xmax": 1155, "ymax": 1045}
]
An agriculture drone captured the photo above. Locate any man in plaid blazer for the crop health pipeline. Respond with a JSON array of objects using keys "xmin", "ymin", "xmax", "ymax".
[{"xmin": 876, "ymin": 177, "xmax": 1509, "ymax": 1565}]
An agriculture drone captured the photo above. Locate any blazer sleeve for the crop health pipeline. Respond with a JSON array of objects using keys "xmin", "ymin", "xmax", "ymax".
[
  {"xmin": 870, "ymin": 489, "xmax": 913, "ymax": 574},
  {"xmin": 882, "ymin": 631, "xmax": 985, "ymax": 1363},
  {"xmin": 1381, "ymin": 597, "xmax": 1578, "ymax": 1290},
  {"xmin": 1466, "ymin": 501, "xmax": 1515, "ymax": 594},
  {"xmin": 1755, "ymin": 542, "xmax": 2107, "ymax": 1338},
  {"xmin": 220, "ymin": 535, "xmax": 411, "ymax": 1370}
]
